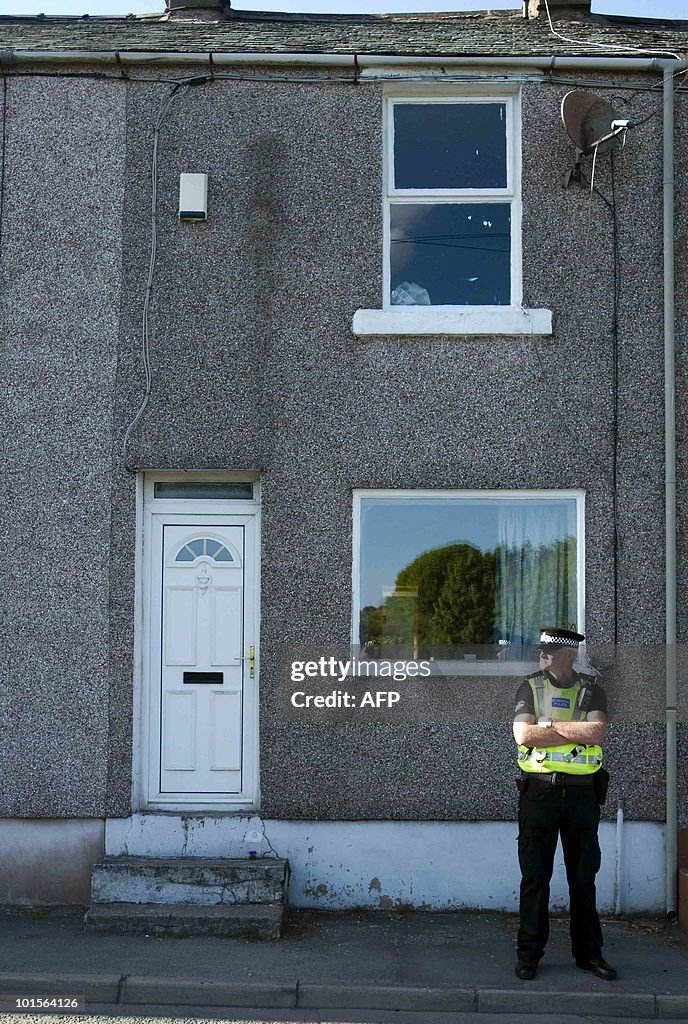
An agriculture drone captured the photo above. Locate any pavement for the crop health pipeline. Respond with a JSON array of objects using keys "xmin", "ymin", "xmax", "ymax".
[{"xmin": 0, "ymin": 908, "xmax": 687, "ymax": 1021}]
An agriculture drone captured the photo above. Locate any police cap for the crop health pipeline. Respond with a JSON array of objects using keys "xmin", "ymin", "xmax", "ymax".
[{"xmin": 539, "ymin": 626, "xmax": 585, "ymax": 649}]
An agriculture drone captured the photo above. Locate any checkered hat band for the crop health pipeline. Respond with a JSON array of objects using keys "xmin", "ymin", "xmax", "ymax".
[{"xmin": 540, "ymin": 632, "xmax": 579, "ymax": 646}]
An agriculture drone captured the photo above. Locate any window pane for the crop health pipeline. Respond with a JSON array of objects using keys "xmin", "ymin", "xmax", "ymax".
[
  {"xmin": 175, "ymin": 539, "xmax": 235, "ymax": 562},
  {"xmin": 154, "ymin": 481, "xmax": 253, "ymax": 499},
  {"xmin": 390, "ymin": 203, "xmax": 510, "ymax": 306},
  {"xmin": 393, "ymin": 103, "xmax": 507, "ymax": 190},
  {"xmin": 358, "ymin": 495, "xmax": 578, "ymax": 660}
]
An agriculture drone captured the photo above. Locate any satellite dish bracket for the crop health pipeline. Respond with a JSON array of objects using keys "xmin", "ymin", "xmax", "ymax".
[{"xmin": 561, "ymin": 147, "xmax": 584, "ymax": 190}]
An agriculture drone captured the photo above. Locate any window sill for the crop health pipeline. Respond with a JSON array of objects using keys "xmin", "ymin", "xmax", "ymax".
[{"xmin": 352, "ymin": 306, "xmax": 553, "ymax": 338}]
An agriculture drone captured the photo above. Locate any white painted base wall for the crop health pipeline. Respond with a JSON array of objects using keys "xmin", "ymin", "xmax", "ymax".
[{"xmin": 106, "ymin": 815, "xmax": 665, "ymax": 914}]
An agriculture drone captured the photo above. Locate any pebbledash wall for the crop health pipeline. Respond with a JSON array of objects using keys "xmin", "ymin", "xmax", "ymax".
[{"xmin": 1, "ymin": 20, "xmax": 687, "ymax": 910}]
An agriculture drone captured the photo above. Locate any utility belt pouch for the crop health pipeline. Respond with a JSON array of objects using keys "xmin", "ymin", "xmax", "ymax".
[
  {"xmin": 516, "ymin": 775, "xmax": 529, "ymax": 795},
  {"xmin": 593, "ymin": 767, "xmax": 610, "ymax": 805}
]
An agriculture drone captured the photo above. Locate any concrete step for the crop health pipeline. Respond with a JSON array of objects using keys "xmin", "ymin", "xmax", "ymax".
[
  {"xmin": 91, "ymin": 856, "xmax": 288, "ymax": 907},
  {"xmin": 84, "ymin": 901, "xmax": 283, "ymax": 939}
]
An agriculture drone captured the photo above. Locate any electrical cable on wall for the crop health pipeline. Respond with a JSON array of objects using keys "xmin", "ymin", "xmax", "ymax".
[
  {"xmin": 528, "ymin": 172, "xmax": 621, "ymax": 644},
  {"xmin": 526, "ymin": 121, "xmax": 623, "ymax": 643},
  {"xmin": 575, "ymin": 160, "xmax": 621, "ymax": 645},
  {"xmin": 565, "ymin": 90, "xmax": 675, "ymax": 648},
  {"xmin": 122, "ymin": 77, "xmax": 209, "ymax": 468},
  {"xmin": 609, "ymin": 151, "xmax": 620, "ymax": 646},
  {"xmin": 0, "ymin": 62, "xmax": 7, "ymax": 266},
  {"xmin": 554, "ymin": 70, "xmax": 675, "ymax": 648},
  {"xmin": 621, "ymin": 67, "xmax": 688, "ymax": 128},
  {"xmin": 4, "ymin": 65, "xmax": 688, "ymax": 99}
]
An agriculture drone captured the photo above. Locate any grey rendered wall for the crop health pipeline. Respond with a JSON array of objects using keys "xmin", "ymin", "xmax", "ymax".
[
  {"xmin": 110, "ymin": 71, "xmax": 674, "ymax": 822},
  {"xmin": 0, "ymin": 77, "xmax": 125, "ymax": 816},
  {"xmin": 1, "ymin": 67, "xmax": 682, "ymax": 823}
]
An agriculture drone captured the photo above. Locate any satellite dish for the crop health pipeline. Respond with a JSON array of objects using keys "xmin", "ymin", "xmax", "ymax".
[{"xmin": 561, "ymin": 91, "xmax": 627, "ymax": 156}]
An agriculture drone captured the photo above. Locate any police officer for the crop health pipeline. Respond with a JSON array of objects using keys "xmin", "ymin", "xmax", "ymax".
[{"xmin": 513, "ymin": 627, "xmax": 616, "ymax": 981}]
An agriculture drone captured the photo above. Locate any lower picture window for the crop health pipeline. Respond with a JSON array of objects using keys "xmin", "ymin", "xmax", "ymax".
[{"xmin": 354, "ymin": 490, "xmax": 583, "ymax": 665}]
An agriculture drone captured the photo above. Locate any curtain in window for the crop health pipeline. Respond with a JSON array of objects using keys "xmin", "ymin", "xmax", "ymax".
[{"xmin": 494, "ymin": 502, "xmax": 577, "ymax": 656}]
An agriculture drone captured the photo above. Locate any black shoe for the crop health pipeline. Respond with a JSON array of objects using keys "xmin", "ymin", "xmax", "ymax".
[
  {"xmin": 576, "ymin": 956, "xmax": 617, "ymax": 981},
  {"xmin": 515, "ymin": 961, "xmax": 537, "ymax": 980}
]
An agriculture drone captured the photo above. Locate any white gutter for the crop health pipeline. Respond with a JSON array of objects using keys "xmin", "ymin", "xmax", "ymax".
[
  {"xmin": 2, "ymin": 49, "xmax": 353, "ymax": 66},
  {"xmin": 0, "ymin": 50, "xmax": 675, "ymax": 71},
  {"xmin": 662, "ymin": 58, "xmax": 681, "ymax": 922},
  {"xmin": 358, "ymin": 54, "xmax": 665, "ymax": 71}
]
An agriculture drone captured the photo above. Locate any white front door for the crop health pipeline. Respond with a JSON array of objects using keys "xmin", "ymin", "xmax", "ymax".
[{"xmin": 144, "ymin": 511, "xmax": 258, "ymax": 808}]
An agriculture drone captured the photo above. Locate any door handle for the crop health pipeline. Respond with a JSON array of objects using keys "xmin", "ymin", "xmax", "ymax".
[{"xmin": 240, "ymin": 646, "xmax": 255, "ymax": 679}]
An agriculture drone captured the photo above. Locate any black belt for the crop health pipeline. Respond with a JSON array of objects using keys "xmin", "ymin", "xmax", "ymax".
[{"xmin": 524, "ymin": 772, "xmax": 594, "ymax": 787}]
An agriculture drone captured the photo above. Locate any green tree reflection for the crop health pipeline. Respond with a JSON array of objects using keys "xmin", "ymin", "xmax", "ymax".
[{"xmin": 359, "ymin": 537, "xmax": 576, "ymax": 658}]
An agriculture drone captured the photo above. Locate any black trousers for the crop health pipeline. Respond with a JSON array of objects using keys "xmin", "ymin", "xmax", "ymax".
[{"xmin": 517, "ymin": 779, "xmax": 603, "ymax": 964}]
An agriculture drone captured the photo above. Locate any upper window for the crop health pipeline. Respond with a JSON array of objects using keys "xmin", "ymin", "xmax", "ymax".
[
  {"xmin": 353, "ymin": 490, "xmax": 583, "ymax": 670},
  {"xmin": 385, "ymin": 94, "xmax": 520, "ymax": 309}
]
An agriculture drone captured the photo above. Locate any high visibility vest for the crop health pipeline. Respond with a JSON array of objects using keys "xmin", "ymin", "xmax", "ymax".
[{"xmin": 516, "ymin": 672, "xmax": 603, "ymax": 775}]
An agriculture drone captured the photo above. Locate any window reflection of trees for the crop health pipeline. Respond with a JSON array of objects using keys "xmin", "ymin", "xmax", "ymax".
[{"xmin": 359, "ymin": 536, "xmax": 576, "ymax": 660}]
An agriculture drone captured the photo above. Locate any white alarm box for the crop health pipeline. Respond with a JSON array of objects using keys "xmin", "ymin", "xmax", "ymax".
[{"xmin": 179, "ymin": 173, "xmax": 208, "ymax": 221}]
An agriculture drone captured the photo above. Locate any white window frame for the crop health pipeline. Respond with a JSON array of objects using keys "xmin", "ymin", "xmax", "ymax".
[
  {"xmin": 351, "ymin": 488, "xmax": 585, "ymax": 676},
  {"xmin": 385, "ymin": 93, "xmax": 520, "ymax": 309},
  {"xmin": 353, "ymin": 84, "xmax": 552, "ymax": 338}
]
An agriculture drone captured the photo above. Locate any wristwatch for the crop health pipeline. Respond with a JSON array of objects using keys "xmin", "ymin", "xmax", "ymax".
[{"xmin": 538, "ymin": 718, "xmax": 554, "ymax": 729}]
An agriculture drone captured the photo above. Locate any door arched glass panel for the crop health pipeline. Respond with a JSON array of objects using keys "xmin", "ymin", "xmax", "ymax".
[{"xmin": 174, "ymin": 538, "xmax": 235, "ymax": 563}]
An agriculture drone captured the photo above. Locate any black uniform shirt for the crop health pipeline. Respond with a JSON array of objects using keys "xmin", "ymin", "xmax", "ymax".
[{"xmin": 514, "ymin": 671, "xmax": 607, "ymax": 720}]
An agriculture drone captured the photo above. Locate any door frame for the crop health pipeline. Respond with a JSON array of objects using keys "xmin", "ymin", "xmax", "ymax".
[{"xmin": 134, "ymin": 470, "xmax": 261, "ymax": 813}]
